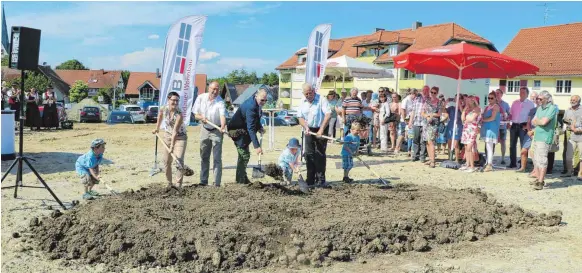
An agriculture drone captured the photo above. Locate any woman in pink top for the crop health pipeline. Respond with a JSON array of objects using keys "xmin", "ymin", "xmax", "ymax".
[{"xmin": 460, "ymin": 97, "xmax": 482, "ymax": 172}]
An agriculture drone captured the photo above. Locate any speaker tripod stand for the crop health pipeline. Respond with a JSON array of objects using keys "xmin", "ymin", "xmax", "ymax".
[{"xmin": 1, "ymin": 69, "xmax": 66, "ymax": 210}]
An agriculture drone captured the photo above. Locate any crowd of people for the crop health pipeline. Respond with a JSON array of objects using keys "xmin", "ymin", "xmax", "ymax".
[
  {"xmin": 74, "ymin": 81, "xmax": 581, "ymax": 199},
  {"xmin": 1, "ymin": 81, "xmax": 64, "ymax": 130}
]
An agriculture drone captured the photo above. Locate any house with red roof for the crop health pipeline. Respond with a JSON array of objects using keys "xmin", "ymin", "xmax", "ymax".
[
  {"xmin": 125, "ymin": 71, "xmax": 207, "ymax": 103},
  {"xmin": 489, "ymin": 22, "xmax": 582, "ymax": 111},
  {"xmin": 276, "ymin": 21, "xmax": 497, "ymax": 109},
  {"xmin": 55, "ymin": 69, "xmax": 124, "ymax": 99}
]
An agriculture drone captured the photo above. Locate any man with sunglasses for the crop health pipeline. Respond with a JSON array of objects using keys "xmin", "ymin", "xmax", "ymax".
[
  {"xmin": 227, "ymin": 89, "xmax": 267, "ymax": 184},
  {"xmin": 508, "ymin": 87, "xmax": 536, "ymax": 169},
  {"xmin": 298, "ymin": 83, "xmax": 332, "ymax": 187}
]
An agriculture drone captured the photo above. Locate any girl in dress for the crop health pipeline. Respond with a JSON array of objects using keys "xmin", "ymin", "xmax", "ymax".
[{"xmin": 460, "ymin": 97, "xmax": 482, "ymax": 172}]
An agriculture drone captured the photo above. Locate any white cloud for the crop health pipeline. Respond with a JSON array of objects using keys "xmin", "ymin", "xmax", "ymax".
[
  {"xmin": 7, "ymin": 2, "xmax": 280, "ymax": 38},
  {"xmin": 82, "ymin": 36, "xmax": 114, "ymax": 45},
  {"xmin": 148, "ymin": 34, "xmax": 160, "ymax": 40},
  {"xmin": 237, "ymin": 17, "xmax": 257, "ymax": 28},
  {"xmin": 87, "ymin": 47, "xmax": 164, "ymax": 72},
  {"xmin": 199, "ymin": 48, "xmax": 220, "ymax": 61}
]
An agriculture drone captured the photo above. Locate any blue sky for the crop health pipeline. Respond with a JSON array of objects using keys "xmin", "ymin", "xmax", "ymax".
[{"xmin": 3, "ymin": 1, "xmax": 581, "ymax": 78}]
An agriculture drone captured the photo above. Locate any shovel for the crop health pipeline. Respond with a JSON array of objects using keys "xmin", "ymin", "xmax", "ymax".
[
  {"xmin": 252, "ymin": 133, "xmax": 265, "ymax": 178},
  {"xmin": 355, "ymin": 155, "xmax": 390, "ymax": 186},
  {"xmin": 295, "ymin": 172, "xmax": 310, "ymax": 194},
  {"xmin": 308, "ymin": 132, "xmax": 358, "ymax": 145},
  {"xmin": 150, "ymin": 135, "xmax": 162, "ymax": 176},
  {"xmin": 203, "ymin": 120, "xmax": 226, "ymax": 133},
  {"xmin": 101, "ymin": 179, "xmax": 120, "ymax": 195},
  {"xmin": 156, "ymin": 133, "xmax": 194, "ymax": 176}
]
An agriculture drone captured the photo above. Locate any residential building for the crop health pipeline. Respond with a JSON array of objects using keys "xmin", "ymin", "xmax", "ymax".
[
  {"xmin": 488, "ymin": 22, "xmax": 582, "ymax": 112},
  {"xmin": 125, "ymin": 72, "xmax": 207, "ymax": 103},
  {"xmin": 277, "ymin": 22, "xmax": 497, "ymax": 109},
  {"xmin": 1, "ymin": 65, "xmax": 71, "ymax": 102},
  {"xmin": 232, "ymin": 84, "xmax": 275, "ymax": 106},
  {"xmin": 55, "ymin": 69, "xmax": 124, "ymax": 100}
]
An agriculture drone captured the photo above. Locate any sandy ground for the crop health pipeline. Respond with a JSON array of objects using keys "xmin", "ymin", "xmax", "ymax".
[{"xmin": 2, "ymin": 123, "xmax": 582, "ymax": 273}]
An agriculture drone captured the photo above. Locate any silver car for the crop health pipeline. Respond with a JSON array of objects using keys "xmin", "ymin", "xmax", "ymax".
[{"xmin": 118, "ymin": 104, "xmax": 146, "ymax": 123}]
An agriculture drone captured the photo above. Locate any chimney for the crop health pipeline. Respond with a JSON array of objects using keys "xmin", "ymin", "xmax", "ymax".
[
  {"xmin": 412, "ymin": 21, "xmax": 422, "ymax": 30},
  {"xmin": 375, "ymin": 28, "xmax": 385, "ymax": 32},
  {"xmin": 156, "ymin": 68, "xmax": 160, "ymax": 78}
]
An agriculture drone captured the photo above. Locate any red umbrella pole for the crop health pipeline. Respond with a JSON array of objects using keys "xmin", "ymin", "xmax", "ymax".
[{"xmin": 450, "ymin": 68, "xmax": 463, "ymax": 161}]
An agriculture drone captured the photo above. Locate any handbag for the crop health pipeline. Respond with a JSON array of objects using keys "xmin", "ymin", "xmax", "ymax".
[
  {"xmin": 383, "ymin": 114, "xmax": 398, "ymax": 124},
  {"xmin": 550, "ymin": 130, "xmax": 560, "ymax": 153}
]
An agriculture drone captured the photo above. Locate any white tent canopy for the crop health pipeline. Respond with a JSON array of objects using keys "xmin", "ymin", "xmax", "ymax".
[{"xmin": 296, "ymin": 55, "xmax": 394, "ymax": 79}]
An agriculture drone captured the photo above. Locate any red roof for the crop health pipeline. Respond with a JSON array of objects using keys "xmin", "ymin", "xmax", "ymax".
[
  {"xmin": 276, "ymin": 22, "xmax": 493, "ymax": 69},
  {"xmin": 502, "ymin": 22, "xmax": 582, "ymax": 76},
  {"xmin": 55, "ymin": 69, "xmax": 122, "ymax": 89},
  {"xmin": 125, "ymin": 72, "xmax": 207, "ymax": 95}
]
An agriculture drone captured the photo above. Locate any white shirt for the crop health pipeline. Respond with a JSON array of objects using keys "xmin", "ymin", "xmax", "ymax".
[
  {"xmin": 298, "ymin": 93, "xmax": 331, "ymax": 128},
  {"xmin": 192, "ymin": 93, "xmax": 226, "ymax": 129}
]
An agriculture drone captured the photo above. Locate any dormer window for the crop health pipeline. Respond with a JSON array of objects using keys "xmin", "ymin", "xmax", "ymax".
[
  {"xmin": 389, "ymin": 45, "xmax": 398, "ymax": 56},
  {"xmin": 297, "ymin": 54, "xmax": 307, "ymax": 64}
]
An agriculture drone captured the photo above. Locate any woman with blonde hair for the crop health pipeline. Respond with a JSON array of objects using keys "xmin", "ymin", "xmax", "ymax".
[{"xmin": 460, "ymin": 96, "xmax": 481, "ymax": 172}]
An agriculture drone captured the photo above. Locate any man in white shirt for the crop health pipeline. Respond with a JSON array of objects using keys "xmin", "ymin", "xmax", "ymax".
[
  {"xmin": 192, "ymin": 81, "xmax": 227, "ymax": 187},
  {"xmin": 508, "ymin": 87, "xmax": 536, "ymax": 168}
]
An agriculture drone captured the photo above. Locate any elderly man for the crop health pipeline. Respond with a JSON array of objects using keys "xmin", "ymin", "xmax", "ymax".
[
  {"xmin": 408, "ymin": 86, "xmax": 429, "ymax": 162},
  {"xmin": 298, "ymin": 83, "xmax": 332, "ymax": 187},
  {"xmin": 227, "ymin": 89, "xmax": 267, "ymax": 184},
  {"xmin": 508, "ymin": 87, "xmax": 536, "ymax": 168},
  {"xmin": 562, "ymin": 95, "xmax": 582, "ymax": 177},
  {"xmin": 192, "ymin": 81, "xmax": 227, "ymax": 187},
  {"xmin": 496, "ymin": 89, "xmax": 511, "ymax": 164},
  {"xmin": 530, "ymin": 91, "xmax": 558, "ymax": 190},
  {"xmin": 341, "ymin": 87, "xmax": 364, "ymax": 137}
]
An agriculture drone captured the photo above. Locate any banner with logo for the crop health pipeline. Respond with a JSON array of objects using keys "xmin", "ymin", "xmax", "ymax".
[
  {"xmin": 160, "ymin": 15, "xmax": 207, "ymax": 127},
  {"xmin": 304, "ymin": 24, "xmax": 331, "ymax": 93}
]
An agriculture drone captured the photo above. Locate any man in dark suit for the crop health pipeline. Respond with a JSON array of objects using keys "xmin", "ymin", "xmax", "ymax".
[{"xmin": 227, "ymin": 89, "xmax": 267, "ymax": 184}]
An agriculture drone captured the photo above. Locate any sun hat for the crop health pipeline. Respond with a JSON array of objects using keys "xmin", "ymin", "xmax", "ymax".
[
  {"xmin": 91, "ymin": 138, "xmax": 106, "ymax": 148},
  {"xmin": 287, "ymin": 138, "xmax": 300, "ymax": 149}
]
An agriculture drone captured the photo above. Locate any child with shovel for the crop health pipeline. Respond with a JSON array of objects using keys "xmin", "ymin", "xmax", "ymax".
[
  {"xmin": 75, "ymin": 139, "xmax": 106, "ymax": 200},
  {"xmin": 278, "ymin": 138, "xmax": 302, "ymax": 186},
  {"xmin": 341, "ymin": 122, "xmax": 362, "ymax": 183}
]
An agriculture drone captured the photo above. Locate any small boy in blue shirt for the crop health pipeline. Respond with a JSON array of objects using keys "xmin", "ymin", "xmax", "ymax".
[
  {"xmin": 75, "ymin": 139, "xmax": 106, "ymax": 200},
  {"xmin": 342, "ymin": 122, "xmax": 362, "ymax": 183},
  {"xmin": 278, "ymin": 138, "xmax": 301, "ymax": 185}
]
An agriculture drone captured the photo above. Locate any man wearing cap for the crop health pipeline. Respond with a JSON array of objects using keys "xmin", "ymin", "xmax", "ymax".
[
  {"xmin": 193, "ymin": 81, "xmax": 227, "ymax": 187},
  {"xmin": 75, "ymin": 139, "xmax": 106, "ymax": 200},
  {"xmin": 298, "ymin": 83, "xmax": 332, "ymax": 186},
  {"xmin": 326, "ymin": 90, "xmax": 340, "ymax": 139}
]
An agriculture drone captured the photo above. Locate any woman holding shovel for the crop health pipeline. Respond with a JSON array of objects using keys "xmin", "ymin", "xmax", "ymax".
[{"xmin": 152, "ymin": 91, "xmax": 188, "ymax": 188}]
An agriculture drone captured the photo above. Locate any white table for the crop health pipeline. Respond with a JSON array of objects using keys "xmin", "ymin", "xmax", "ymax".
[{"xmin": 262, "ymin": 108, "xmax": 283, "ymax": 151}]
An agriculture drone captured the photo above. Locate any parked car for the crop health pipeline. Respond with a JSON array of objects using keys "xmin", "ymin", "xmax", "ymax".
[
  {"xmin": 274, "ymin": 110, "xmax": 299, "ymax": 126},
  {"xmin": 107, "ymin": 111, "xmax": 134, "ymax": 124},
  {"xmin": 146, "ymin": 106, "xmax": 159, "ymax": 123},
  {"xmin": 118, "ymin": 104, "xmax": 146, "ymax": 123},
  {"xmin": 260, "ymin": 116, "xmax": 290, "ymax": 127},
  {"xmin": 79, "ymin": 106, "xmax": 102, "ymax": 123}
]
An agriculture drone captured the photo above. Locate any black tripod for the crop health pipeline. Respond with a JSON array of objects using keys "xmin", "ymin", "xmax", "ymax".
[{"xmin": 1, "ymin": 70, "xmax": 66, "ymax": 210}]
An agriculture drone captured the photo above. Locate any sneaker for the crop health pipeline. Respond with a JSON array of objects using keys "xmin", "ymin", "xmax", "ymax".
[
  {"xmin": 82, "ymin": 193, "xmax": 94, "ymax": 200},
  {"xmin": 533, "ymin": 181, "xmax": 545, "ymax": 190},
  {"xmin": 88, "ymin": 190, "xmax": 100, "ymax": 196},
  {"xmin": 484, "ymin": 165, "xmax": 493, "ymax": 172},
  {"xmin": 342, "ymin": 177, "xmax": 354, "ymax": 184},
  {"xmin": 459, "ymin": 164, "xmax": 468, "ymax": 171},
  {"xmin": 500, "ymin": 160, "xmax": 506, "ymax": 165},
  {"xmin": 560, "ymin": 172, "xmax": 573, "ymax": 178}
]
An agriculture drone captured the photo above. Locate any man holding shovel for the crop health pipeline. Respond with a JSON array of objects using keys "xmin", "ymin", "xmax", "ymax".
[
  {"xmin": 298, "ymin": 83, "xmax": 332, "ymax": 187},
  {"xmin": 227, "ymin": 89, "xmax": 267, "ymax": 184},
  {"xmin": 192, "ymin": 81, "xmax": 227, "ymax": 187}
]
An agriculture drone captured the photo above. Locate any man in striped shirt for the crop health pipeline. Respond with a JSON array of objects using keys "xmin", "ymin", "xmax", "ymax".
[
  {"xmin": 341, "ymin": 87, "xmax": 364, "ymax": 137},
  {"xmin": 408, "ymin": 86, "xmax": 429, "ymax": 161}
]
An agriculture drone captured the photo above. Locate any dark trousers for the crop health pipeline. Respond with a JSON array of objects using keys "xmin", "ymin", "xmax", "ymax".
[
  {"xmin": 235, "ymin": 145, "xmax": 251, "ymax": 184},
  {"xmin": 547, "ymin": 152, "xmax": 555, "ymax": 173},
  {"xmin": 509, "ymin": 124, "xmax": 528, "ymax": 166},
  {"xmin": 305, "ymin": 127, "xmax": 328, "ymax": 185},
  {"xmin": 412, "ymin": 125, "xmax": 427, "ymax": 160},
  {"xmin": 562, "ymin": 132, "xmax": 569, "ymax": 172}
]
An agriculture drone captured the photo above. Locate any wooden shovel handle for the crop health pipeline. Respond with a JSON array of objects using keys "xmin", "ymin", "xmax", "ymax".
[
  {"xmin": 204, "ymin": 120, "xmax": 226, "ymax": 133},
  {"xmin": 156, "ymin": 133, "xmax": 181, "ymax": 163},
  {"xmin": 307, "ymin": 131, "xmax": 335, "ymax": 141}
]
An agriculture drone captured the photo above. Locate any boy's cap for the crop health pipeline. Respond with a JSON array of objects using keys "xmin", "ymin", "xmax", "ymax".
[
  {"xmin": 91, "ymin": 138, "xmax": 106, "ymax": 148},
  {"xmin": 287, "ymin": 138, "xmax": 300, "ymax": 149}
]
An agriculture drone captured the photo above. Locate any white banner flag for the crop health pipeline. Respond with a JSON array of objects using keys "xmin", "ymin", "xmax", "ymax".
[
  {"xmin": 160, "ymin": 15, "xmax": 207, "ymax": 127},
  {"xmin": 305, "ymin": 24, "xmax": 331, "ymax": 93}
]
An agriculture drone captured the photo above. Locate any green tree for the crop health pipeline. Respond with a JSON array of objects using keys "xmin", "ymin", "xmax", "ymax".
[
  {"xmin": 69, "ymin": 80, "xmax": 89, "ymax": 103},
  {"xmin": 55, "ymin": 59, "xmax": 89, "ymax": 70},
  {"xmin": 268, "ymin": 72, "xmax": 279, "ymax": 86},
  {"xmin": 113, "ymin": 99, "xmax": 128, "ymax": 109},
  {"xmin": 92, "ymin": 86, "xmax": 113, "ymax": 104},
  {"xmin": 1, "ymin": 55, "xmax": 8, "ymax": 66},
  {"xmin": 7, "ymin": 71, "xmax": 51, "ymax": 94},
  {"xmin": 121, "ymin": 70, "xmax": 130, "ymax": 90},
  {"xmin": 245, "ymin": 71, "xmax": 259, "ymax": 84},
  {"xmin": 260, "ymin": 73, "xmax": 270, "ymax": 85}
]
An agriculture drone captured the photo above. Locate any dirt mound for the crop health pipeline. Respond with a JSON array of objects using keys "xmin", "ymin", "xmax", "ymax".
[{"xmin": 28, "ymin": 183, "xmax": 562, "ymax": 272}]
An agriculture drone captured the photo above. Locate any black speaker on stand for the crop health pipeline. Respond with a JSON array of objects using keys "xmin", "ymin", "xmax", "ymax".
[{"xmin": 1, "ymin": 26, "xmax": 66, "ymax": 210}]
